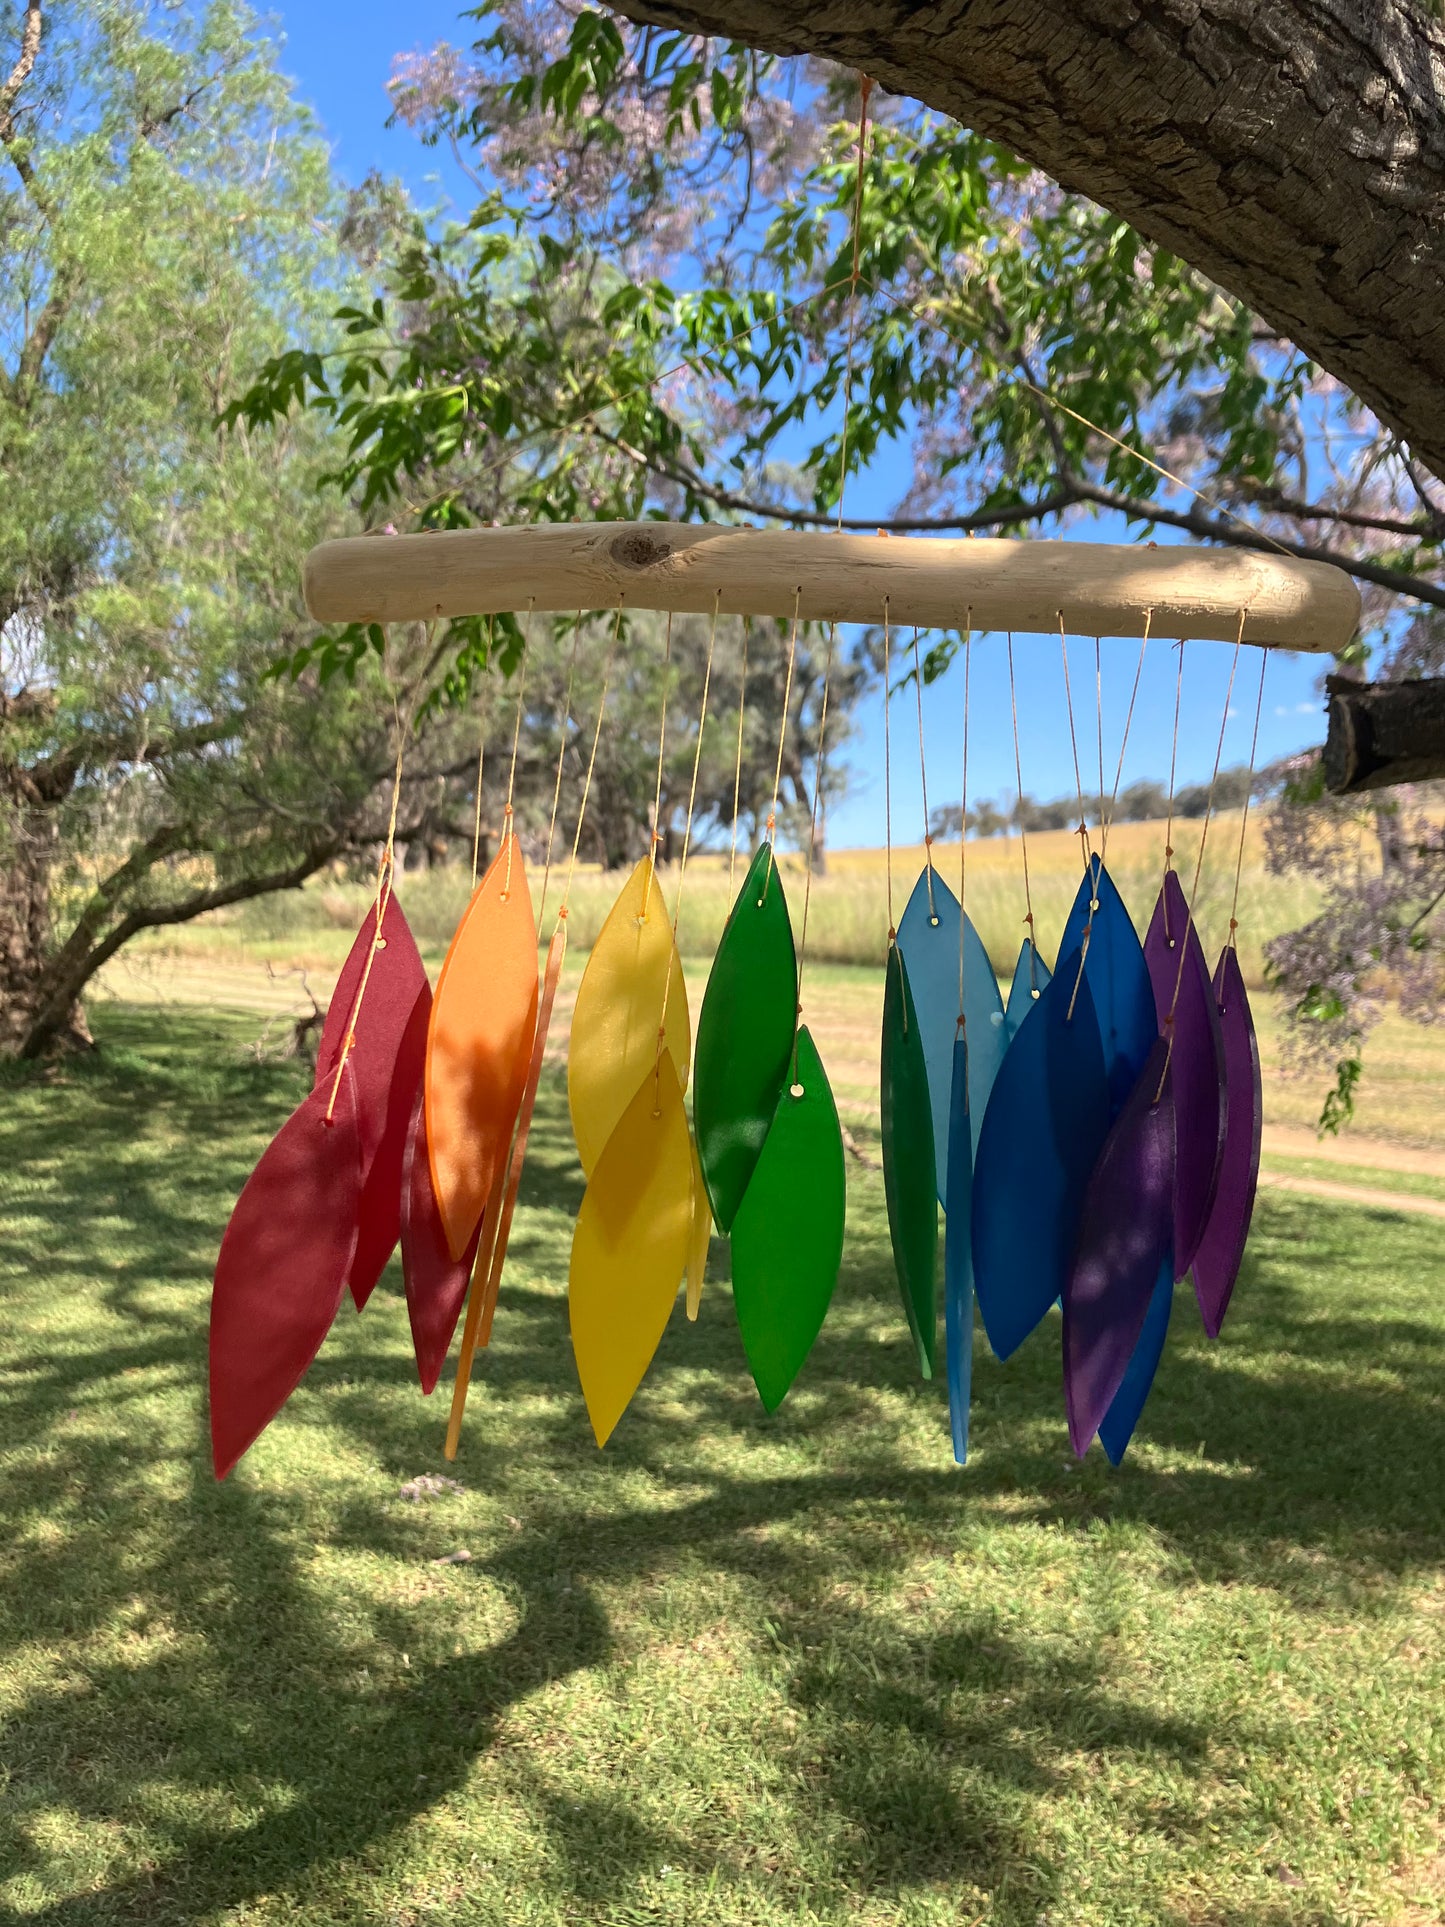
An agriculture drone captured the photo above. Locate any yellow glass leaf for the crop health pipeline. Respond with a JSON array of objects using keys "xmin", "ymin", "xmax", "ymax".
[
  {"xmin": 568, "ymin": 855, "xmax": 691, "ymax": 1176},
  {"xmin": 685, "ymin": 1129, "xmax": 711, "ymax": 1322},
  {"xmin": 569, "ymin": 1056, "xmax": 693, "ymax": 1447}
]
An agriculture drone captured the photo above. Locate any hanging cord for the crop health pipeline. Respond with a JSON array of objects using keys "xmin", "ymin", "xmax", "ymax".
[
  {"xmin": 910, "ymin": 625, "xmax": 937, "ymax": 920},
  {"xmin": 727, "ymin": 623, "xmax": 749, "ymax": 901},
  {"xmin": 834, "ymin": 74, "xmax": 874, "ymax": 532},
  {"xmin": 793, "ymin": 620, "xmax": 838, "ymax": 1082},
  {"xmin": 1162, "ymin": 636, "xmax": 1186, "ymax": 909},
  {"xmin": 1005, "ymin": 632, "xmax": 1037, "ymax": 992},
  {"xmin": 655, "ymin": 593, "xmax": 721, "ymax": 1092},
  {"xmin": 1227, "ymin": 649, "xmax": 1269, "ymax": 950},
  {"xmin": 470, "ymin": 615, "xmax": 495, "ymax": 891},
  {"xmin": 536, "ymin": 609, "xmax": 585, "ymax": 933},
  {"xmin": 1058, "ymin": 612, "xmax": 1092, "ymax": 875},
  {"xmin": 762, "ymin": 590, "xmax": 803, "ymax": 897},
  {"xmin": 501, "ymin": 602, "xmax": 534, "ymax": 903},
  {"xmin": 326, "ymin": 685, "xmax": 408, "ymax": 1124},
  {"xmin": 641, "ymin": 609, "xmax": 676, "ymax": 922},
  {"xmin": 1156, "ymin": 610, "xmax": 1246, "ymax": 1099},
  {"xmin": 1099, "ymin": 612, "xmax": 1152, "ymax": 869},
  {"xmin": 957, "ymin": 611, "xmax": 972, "ymax": 1028},
  {"xmin": 562, "ymin": 604, "xmax": 624, "ymax": 905},
  {"xmin": 1094, "ymin": 636, "xmax": 1105, "ymax": 850},
  {"xmin": 882, "ymin": 598, "xmax": 895, "ymax": 940}
]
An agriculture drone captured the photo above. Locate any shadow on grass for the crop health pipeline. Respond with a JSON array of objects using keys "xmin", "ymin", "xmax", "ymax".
[{"xmin": 1, "ymin": 1006, "xmax": 1442, "ymax": 1923}]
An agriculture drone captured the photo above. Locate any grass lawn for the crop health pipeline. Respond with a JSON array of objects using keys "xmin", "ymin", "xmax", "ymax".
[{"xmin": 2, "ymin": 1006, "xmax": 1443, "ymax": 1925}]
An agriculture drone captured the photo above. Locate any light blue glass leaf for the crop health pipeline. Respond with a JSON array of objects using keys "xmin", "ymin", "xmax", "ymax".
[
  {"xmin": 1098, "ymin": 1257, "xmax": 1174, "ymax": 1466},
  {"xmin": 943, "ymin": 1036, "xmax": 973, "ymax": 1465},
  {"xmin": 1059, "ymin": 855, "xmax": 1156, "ymax": 1120},
  {"xmin": 1003, "ymin": 939, "xmax": 1052, "ymax": 1041},
  {"xmin": 972, "ymin": 949, "xmax": 1109, "ymax": 1360},
  {"xmin": 897, "ymin": 870, "xmax": 1006, "ymax": 1197}
]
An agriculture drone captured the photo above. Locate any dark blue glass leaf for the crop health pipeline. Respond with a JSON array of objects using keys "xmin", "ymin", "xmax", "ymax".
[
  {"xmin": 1059, "ymin": 855, "xmax": 1156, "ymax": 1120},
  {"xmin": 897, "ymin": 870, "xmax": 1006, "ymax": 1197},
  {"xmin": 943, "ymin": 1036, "xmax": 973, "ymax": 1465},
  {"xmin": 972, "ymin": 949, "xmax": 1109, "ymax": 1360},
  {"xmin": 1064, "ymin": 1036, "xmax": 1176, "ymax": 1455},
  {"xmin": 1098, "ymin": 1257, "xmax": 1174, "ymax": 1466},
  {"xmin": 1004, "ymin": 939, "xmax": 1052, "ymax": 1040}
]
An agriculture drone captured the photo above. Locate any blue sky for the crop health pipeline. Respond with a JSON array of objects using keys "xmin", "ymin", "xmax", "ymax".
[{"xmin": 269, "ymin": 1, "xmax": 1335, "ymax": 849}]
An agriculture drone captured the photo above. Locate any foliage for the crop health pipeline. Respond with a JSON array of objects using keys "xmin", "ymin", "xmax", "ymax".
[
  {"xmin": 0, "ymin": 0, "xmax": 384, "ymax": 1055},
  {"xmin": 2, "ymin": 998, "xmax": 1444, "ymax": 1923}
]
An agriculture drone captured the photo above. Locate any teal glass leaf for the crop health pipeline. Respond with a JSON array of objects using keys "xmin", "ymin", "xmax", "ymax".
[
  {"xmin": 972, "ymin": 948, "xmax": 1109, "ymax": 1359},
  {"xmin": 881, "ymin": 943, "xmax": 938, "ymax": 1378},
  {"xmin": 694, "ymin": 843, "xmax": 798, "ymax": 1232},
  {"xmin": 897, "ymin": 869, "xmax": 1006, "ymax": 1194},
  {"xmin": 943, "ymin": 1035, "xmax": 973, "ymax": 1464},
  {"xmin": 729, "ymin": 1025, "xmax": 846, "ymax": 1410},
  {"xmin": 1059, "ymin": 855, "xmax": 1155, "ymax": 1120},
  {"xmin": 1004, "ymin": 939, "xmax": 1052, "ymax": 1040}
]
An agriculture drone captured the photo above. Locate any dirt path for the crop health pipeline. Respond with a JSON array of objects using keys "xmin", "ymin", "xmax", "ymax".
[{"xmin": 1258, "ymin": 1171, "xmax": 1445, "ymax": 1222}]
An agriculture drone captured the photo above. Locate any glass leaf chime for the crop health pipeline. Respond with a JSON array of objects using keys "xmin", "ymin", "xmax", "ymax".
[{"xmin": 208, "ymin": 523, "xmax": 1327, "ymax": 1473}]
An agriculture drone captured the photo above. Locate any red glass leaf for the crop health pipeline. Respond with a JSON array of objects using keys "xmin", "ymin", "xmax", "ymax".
[
  {"xmin": 316, "ymin": 892, "xmax": 431, "ymax": 1308},
  {"xmin": 400, "ymin": 1084, "xmax": 484, "ymax": 1395},
  {"xmin": 209, "ymin": 1069, "xmax": 362, "ymax": 1479}
]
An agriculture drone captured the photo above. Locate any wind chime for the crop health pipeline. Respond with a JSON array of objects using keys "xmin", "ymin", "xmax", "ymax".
[{"xmin": 208, "ymin": 520, "xmax": 1358, "ymax": 1480}]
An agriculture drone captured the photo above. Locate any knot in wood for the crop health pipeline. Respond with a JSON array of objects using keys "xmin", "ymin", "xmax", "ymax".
[{"xmin": 609, "ymin": 531, "xmax": 672, "ymax": 571}]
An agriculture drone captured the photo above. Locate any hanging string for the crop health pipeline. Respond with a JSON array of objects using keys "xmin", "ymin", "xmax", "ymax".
[
  {"xmin": 1162, "ymin": 636, "xmax": 1186, "ymax": 897},
  {"xmin": 1058, "ymin": 613, "xmax": 1091, "ymax": 875},
  {"xmin": 1157, "ymin": 610, "xmax": 1246, "ymax": 1098},
  {"xmin": 536, "ymin": 610, "xmax": 585, "ymax": 934},
  {"xmin": 834, "ymin": 74, "xmax": 874, "ymax": 532},
  {"xmin": 1099, "ymin": 612, "xmax": 1152, "ymax": 868},
  {"xmin": 501, "ymin": 602, "xmax": 534, "ymax": 903},
  {"xmin": 326, "ymin": 685, "xmax": 407, "ymax": 1124},
  {"xmin": 1005, "ymin": 632, "xmax": 1037, "ymax": 991},
  {"xmin": 763, "ymin": 590, "xmax": 803, "ymax": 897},
  {"xmin": 910, "ymin": 626, "xmax": 937, "ymax": 920},
  {"xmin": 1094, "ymin": 636, "xmax": 1105, "ymax": 851},
  {"xmin": 727, "ymin": 623, "xmax": 749, "ymax": 902},
  {"xmin": 641, "ymin": 609, "xmax": 676, "ymax": 922},
  {"xmin": 957, "ymin": 611, "xmax": 972, "ymax": 1026},
  {"xmin": 793, "ymin": 621, "xmax": 837, "ymax": 1080},
  {"xmin": 562, "ymin": 603, "xmax": 624, "ymax": 907},
  {"xmin": 656, "ymin": 593, "xmax": 721, "ymax": 1088},
  {"xmin": 470, "ymin": 615, "xmax": 494, "ymax": 892},
  {"xmin": 882, "ymin": 598, "xmax": 895, "ymax": 939},
  {"xmin": 1228, "ymin": 649, "xmax": 1270, "ymax": 948}
]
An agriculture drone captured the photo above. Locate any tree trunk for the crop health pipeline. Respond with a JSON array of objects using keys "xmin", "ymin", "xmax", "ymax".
[
  {"xmin": 0, "ymin": 802, "xmax": 93, "ymax": 1056},
  {"xmin": 616, "ymin": 0, "xmax": 1445, "ymax": 482},
  {"xmin": 1324, "ymin": 674, "xmax": 1445, "ymax": 793}
]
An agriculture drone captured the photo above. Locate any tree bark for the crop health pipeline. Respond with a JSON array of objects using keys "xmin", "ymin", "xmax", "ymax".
[
  {"xmin": 615, "ymin": 0, "xmax": 1445, "ymax": 482},
  {"xmin": 1323, "ymin": 674, "xmax": 1445, "ymax": 792}
]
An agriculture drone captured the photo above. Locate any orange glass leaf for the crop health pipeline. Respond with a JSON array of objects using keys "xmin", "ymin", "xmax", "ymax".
[
  {"xmin": 568, "ymin": 855, "xmax": 691, "ymax": 1176},
  {"xmin": 424, "ymin": 834, "xmax": 539, "ymax": 1260},
  {"xmin": 569, "ymin": 1056, "xmax": 694, "ymax": 1446}
]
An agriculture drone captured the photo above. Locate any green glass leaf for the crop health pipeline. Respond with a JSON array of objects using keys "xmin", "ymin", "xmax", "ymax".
[
  {"xmin": 729, "ymin": 1025, "xmax": 846, "ymax": 1411},
  {"xmin": 693, "ymin": 844, "xmax": 798, "ymax": 1232},
  {"xmin": 881, "ymin": 943, "xmax": 939, "ymax": 1378}
]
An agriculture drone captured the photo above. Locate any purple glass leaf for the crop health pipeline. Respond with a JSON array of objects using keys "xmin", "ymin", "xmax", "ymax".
[
  {"xmin": 1064, "ymin": 1036, "xmax": 1175, "ymax": 1458},
  {"xmin": 1192, "ymin": 946, "xmax": 1262, "ymax": 1337},
  {"xmin": 1098, "ymin": 1257, "xmax": 1173, "ymax": 1466},
  {"xmin": 1143, "ymin": 871, "xmax": 1224, "ymax": 1279}
]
